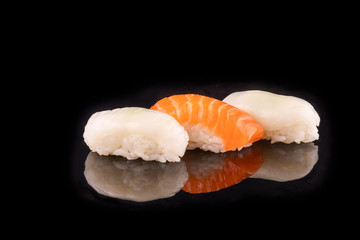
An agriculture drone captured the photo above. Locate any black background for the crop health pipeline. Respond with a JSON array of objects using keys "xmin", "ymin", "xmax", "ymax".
[
  {"xmin": 8, "ymin": 6, "xmax": 354, "ymax": 235},
  {"xmin": 35, "ymin": 32, "xmax": 348, "ymax": 232}
]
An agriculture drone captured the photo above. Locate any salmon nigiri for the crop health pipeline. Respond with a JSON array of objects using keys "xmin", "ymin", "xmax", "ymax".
[{"xmin": 150, "ymin": 94, "xmax": 264, "ymax": 153}]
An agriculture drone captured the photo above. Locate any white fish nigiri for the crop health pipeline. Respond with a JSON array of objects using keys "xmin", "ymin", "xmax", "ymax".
[
  {"xmin": 223, "ymin": 90, "xmax": 320, "ymax": 144},
  {"xmin": 83, "ymin": 107, "xmax": 189, "ymax": 162}
]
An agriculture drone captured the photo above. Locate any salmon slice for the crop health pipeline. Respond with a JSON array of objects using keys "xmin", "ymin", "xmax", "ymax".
[
  {"xmin": 181, "ymin": 148, "xmax": 263, "ymax": 194},
  {"xmin": 150, "ymin": 94, "xmax": 264, "ymax": 153}
]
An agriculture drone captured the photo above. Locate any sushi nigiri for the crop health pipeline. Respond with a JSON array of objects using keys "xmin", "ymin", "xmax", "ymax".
[
  {"xmin": 150, "ymin": 94, "xmax": 264, "ymax": 153},
  {"xmin": 83, "ymin": 107, "xmax": 189, "ymax": 162},
  {"xmin": 223, "ymin": 90, "xmax": 320, "ymax": 144}
]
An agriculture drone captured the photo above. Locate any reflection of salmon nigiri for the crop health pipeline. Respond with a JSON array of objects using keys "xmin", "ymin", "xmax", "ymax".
[
  {"xmin": 150, "ymin": 94, "xmax": 264, "ymax": 153},
  {"xmin": 181, "ymin": 148, "xmax": 263, "ymax": 194}
]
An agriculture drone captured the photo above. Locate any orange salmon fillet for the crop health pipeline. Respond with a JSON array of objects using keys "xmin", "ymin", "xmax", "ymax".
[{"xmin": 150, "ymin": 94, "xmax": 264, "ymax": 152}]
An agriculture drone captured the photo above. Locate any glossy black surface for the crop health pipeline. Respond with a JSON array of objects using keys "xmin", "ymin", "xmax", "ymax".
[
  {"xmin": 80, "ymin": 141, "xmax": 320, "ymax": 202},
  {"xmin": 66, "ymin": 79, "xmax": 334, "ymax": 219}
]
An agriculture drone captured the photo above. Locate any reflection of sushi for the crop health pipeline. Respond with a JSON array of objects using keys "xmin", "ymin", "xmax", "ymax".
[
  {"xmin": 150, "ymin": 94, "xmax": 264, "ymax": 153},
  {"xmin": 83, "ymin": 107, "xmax": 189, "ymax": 162},
  {"xmin": 223, "ymin": 90, "xmax": 320, "ymax": 144},
  {"xmin": 250, "ymin": 141, "xmax": 318, "ymax": 182},
  {"xmin": 84, "ymin": 152, "xmax": 188, "ymax": 202},
  {"xmin": 181, "ymin": 148, "xmax": 263, "ymax": 194}
]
